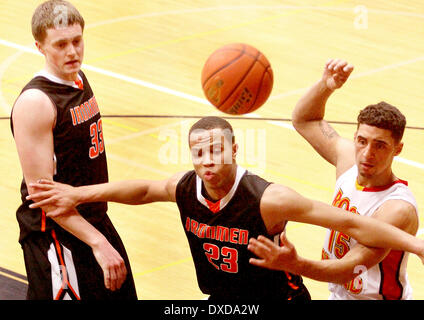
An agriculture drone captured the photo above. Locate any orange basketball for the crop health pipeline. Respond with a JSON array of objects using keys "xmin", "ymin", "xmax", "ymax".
[{"xmin": 201, "ymin": 43, "xmax": 273, "ymax": 115}]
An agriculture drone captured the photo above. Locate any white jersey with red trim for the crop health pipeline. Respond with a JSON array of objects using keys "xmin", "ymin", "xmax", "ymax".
[{"xmin": 322, "ymin": 165, "xmax": 418, "ymax": 300}]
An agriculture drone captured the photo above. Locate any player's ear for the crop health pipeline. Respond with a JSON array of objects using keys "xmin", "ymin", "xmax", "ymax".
[
  {"xmin": 394, "ymin": 141, "xmax": 403, "ymax": 156},
  {"xmin": 232, "ymin": 143, "xmax": 238, "ymax": 158},
  {"xmin": 35, "ymin": 41, "xmax": 45, "ymax": 55}
]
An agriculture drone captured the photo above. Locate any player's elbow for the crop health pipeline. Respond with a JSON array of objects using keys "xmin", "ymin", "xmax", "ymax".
[
  {"xmin": 291, "ymin": 111, "xmax": 310, "ymax": 136},
  {"xmin": 325, "ymin": 262, "xmax": 363, "ymax": 284},
  {"xmin": 332, "ymin": 271, "xmax": 359, "ymax": 284},
  {"xmin": 341, "ymin": 215, "xmax": 362, "ymax": 239},
  {"xmin": 291, "ymin": 109, "xmax": 303, "ymax": 130}
]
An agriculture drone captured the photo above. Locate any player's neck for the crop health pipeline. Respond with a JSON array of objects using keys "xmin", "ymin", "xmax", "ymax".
[
  {"xmin": 204, "ymin": 184, "xmax": 233, "ymax": 201},
  {"xmin": 45, "ymin": 64, "xmax": 79, "ymax": 82},
  {"xmin": 357, "ymin": 170, "xmax": 397, "ymax": 189}
]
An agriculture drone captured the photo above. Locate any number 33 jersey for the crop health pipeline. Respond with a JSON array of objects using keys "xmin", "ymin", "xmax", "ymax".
[
  {"xmin": 322, "ymin": 165, "xmax": 418, "ymax": 300},
  {"xmin": 11, "ymin": 70, "xmax": 108, "ymax": 243}
]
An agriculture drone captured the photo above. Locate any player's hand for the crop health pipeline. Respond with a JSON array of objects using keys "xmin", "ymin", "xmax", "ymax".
[
  {"xmin": 26, "ymin": 179, "xmax": 79, "ymax": 217},
  {"xmin": 248, "ymin": 232, "xmax": 301, "ymax": 274},
  {"xmin": 91, "ymin": 236, "xmax": 128, "ymax": 291},
  {"xmin": 322, "ymin": 58, "xmax": 354, "ymax": 91}
]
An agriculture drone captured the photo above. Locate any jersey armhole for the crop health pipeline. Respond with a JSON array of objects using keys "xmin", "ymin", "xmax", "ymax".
[{"xmin": 175, "ymin": 171, "xmax": 194, "ymax": 203}]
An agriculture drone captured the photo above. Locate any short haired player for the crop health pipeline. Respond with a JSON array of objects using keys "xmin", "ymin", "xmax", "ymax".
[
  {"xmin": 27, "ymin": 116, "xmax": 424, "ymax": 300},
  {"xmin": 11, "ymin": 0, "xmax": 136, "ymax": 299},
  {"xmin": 248, "ymin": 59, "xmax": 419, "ymax": 300}
]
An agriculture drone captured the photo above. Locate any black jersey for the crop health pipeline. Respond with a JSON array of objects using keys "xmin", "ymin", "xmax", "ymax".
[
  {"xmin": 11, "ymin": 71, "xmax": 108, "ymax": 242},
  {"xmin": 176, "ymin": 166, "xmax": 306, "ymax": 300}
]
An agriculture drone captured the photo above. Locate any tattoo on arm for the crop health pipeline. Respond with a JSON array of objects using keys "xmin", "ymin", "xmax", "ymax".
[{"xmin": 319, "ymin": 121, "xmax": 339, "ymax": 140}]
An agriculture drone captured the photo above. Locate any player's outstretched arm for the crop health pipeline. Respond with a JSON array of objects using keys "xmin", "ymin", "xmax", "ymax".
[
  {"xmin": 249, "ymin": 232, "xmax": 388, "ymax": 284},
  {"xmin": 260, "ymin": 184, "xmax": 424, "ymax": 260},
  {"xmin": 27, "ymin": 171, "xmax": 186, "ymax": 217},
  {"xmin": 291, "ymin": 59, "xmax": 355, "ymax": 177}
]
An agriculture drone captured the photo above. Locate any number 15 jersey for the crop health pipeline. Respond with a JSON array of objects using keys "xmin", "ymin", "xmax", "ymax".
[{"xmin": 322, "ymin": 165, "xmax": 418, "ymax": 300}]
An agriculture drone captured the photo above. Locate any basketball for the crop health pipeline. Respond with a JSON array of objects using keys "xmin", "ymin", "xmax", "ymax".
[{"xmin": 201, "ymin": 43, "xmax": 273, "ymax": 115}]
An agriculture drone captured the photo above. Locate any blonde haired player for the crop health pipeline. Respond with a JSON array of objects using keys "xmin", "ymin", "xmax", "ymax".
[
  {"xmin": 11, "ymin": 0, "xmax": 136, "ymax": 299},
  {"xmin": 248, "ymin": 59, "xmax": 419, "ymax": 300}
]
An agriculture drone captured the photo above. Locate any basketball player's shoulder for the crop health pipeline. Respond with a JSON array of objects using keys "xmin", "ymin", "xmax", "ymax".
[
  {"xmin": 243, "ymin": 171, "xmax": 276, "ymax": 198},
  {"xmin": 174, "ymin": 170, "xmax": 195, "ymax": 204},
  {"xmin": 173, "ymin": 170, "xmax": 195, "ymax": 191},
  {"xmin": 244, "ymin": 170, "xmax": 268, "ymax": 181},
  {"xmin": 14, "ymin": 88, "xmax": 54, "ymax": 116},
  {"xmin": 376, "ymin": 190, "xmax": 418, "ymax": 231},
  {"xmin": 170, "ymin": 170, "xmax": 192, "ymax": 186},
  {"xmin": 385, "ymin": 180, "xmax": 418, "ymax": 211},
  {"xmin": 243, "ymin": 170, "xmax": 269, "ymax": 186}
]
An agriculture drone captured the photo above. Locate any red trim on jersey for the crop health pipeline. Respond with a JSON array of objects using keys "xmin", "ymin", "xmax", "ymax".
[
  {"xmin": 205, "ymin": 198, "xmax": 221, "ymax": 213},
  {"xmin": 356, "ymin": 179, "xmax": 408, "ymax": 192},
  {"xmin": 284, "ymin": 272, "xmax": 300, "ymax": 290},
  {"xmin": 41, "ymin": 210, "xmax": 46, "ymax": 232},
  {"xmin": 379, "ymin": 250, "xmax": 404, "ymax": 300},
  {"xmin": 74, "ymin": 79, "xmax": 83, "ymax": 90}
]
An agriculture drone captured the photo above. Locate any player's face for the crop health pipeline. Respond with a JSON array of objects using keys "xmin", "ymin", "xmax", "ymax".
[
  {"xmin": 354, "ymin": 124, "xmax": 403, "ymax": 183},
  {"xmin": 189, "ymin": 128, "xmax": 237, "ymax": 192},
  {"xmin": 36, "ymin": 23, "xmax": 84, "ymax": 81}
]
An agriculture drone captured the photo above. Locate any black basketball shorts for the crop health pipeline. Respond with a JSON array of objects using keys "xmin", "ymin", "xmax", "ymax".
[{"xmin": 21, "ymin": 215, "xmax": 138, "ymax": 300}]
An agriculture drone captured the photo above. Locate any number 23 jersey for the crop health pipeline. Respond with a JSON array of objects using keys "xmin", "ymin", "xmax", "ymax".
[{"xmin": 176, "ymin": 166, "xmax": 305, "ymax": 299}]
